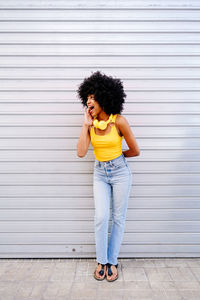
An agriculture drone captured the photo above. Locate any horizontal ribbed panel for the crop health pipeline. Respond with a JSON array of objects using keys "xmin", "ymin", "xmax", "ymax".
[{"xmin": 0, "ymin": 0, "xmax": 199, "ymax": 258}]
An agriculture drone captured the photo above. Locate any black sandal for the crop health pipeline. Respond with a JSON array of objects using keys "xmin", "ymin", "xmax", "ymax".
[
  {"xmin": 93, "ymin": 262, "xmax": 106, "ymax": 281},
  {"xmin": 106, "ymin": 263, "xmax": 118, "ymax": 282}
]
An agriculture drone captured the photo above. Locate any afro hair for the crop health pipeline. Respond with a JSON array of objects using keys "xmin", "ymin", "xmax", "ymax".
[{"xmin": 77, "ymin": 70, "xmax": 126, "ymax": 115}]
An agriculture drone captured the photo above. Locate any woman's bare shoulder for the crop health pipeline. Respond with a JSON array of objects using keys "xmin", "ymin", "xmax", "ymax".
[{"xmin": 115, "ymin": 114, "xmax": 128, "ymax": 126}]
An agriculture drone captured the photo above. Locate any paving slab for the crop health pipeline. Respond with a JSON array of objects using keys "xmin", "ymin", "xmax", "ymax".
[{"xmin": 0, "ymin": 258, "xmax": 200, "ymax": 300}]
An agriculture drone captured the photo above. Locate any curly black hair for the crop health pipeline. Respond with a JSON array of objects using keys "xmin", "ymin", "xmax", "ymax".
[{"xmin": 76, "ymin": 70, "xmax": 126, "ymax": 115}]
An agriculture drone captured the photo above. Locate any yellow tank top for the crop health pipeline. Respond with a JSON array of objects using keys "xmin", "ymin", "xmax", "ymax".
[{"xmin": 90, "ymin": 114, "xmax": 123, "ymax": 161}]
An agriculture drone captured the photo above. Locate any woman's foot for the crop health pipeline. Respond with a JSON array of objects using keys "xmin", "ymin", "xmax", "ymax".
[
  {"xmin": 106, "ymin": 263, "xmax": 118, "ymax": 282},
  {"xmin": 94, "ymin": 263, "xmax": 106, "ymax": 280}
]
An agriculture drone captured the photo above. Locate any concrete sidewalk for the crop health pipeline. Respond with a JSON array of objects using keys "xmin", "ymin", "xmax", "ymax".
[{"xmin": 0, "ymin": 258, "xmax": 200, "ymax": 300}]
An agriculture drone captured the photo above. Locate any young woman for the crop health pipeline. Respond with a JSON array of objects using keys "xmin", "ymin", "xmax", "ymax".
[{"xmin": 77, "ymin": 71, "xmax": 140, "ymax": 282}]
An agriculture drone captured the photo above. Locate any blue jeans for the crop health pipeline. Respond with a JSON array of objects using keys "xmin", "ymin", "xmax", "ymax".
[{"xmin": 93, "ymin": 153, "xmax": 132, "ymax": 265}]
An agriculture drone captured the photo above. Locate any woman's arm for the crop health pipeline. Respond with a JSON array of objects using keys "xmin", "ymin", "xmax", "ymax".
[
  {"xmin": 77, "ymin": 107, "xmax": 93, "ymax": 158},
  {"xmin": 116, "ymin": 115, "xmax": 140, "ymax": 157}
]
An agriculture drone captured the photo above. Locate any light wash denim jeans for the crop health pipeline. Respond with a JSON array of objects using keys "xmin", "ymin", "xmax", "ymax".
[{"xmin": 93, "ymin": 153, "xmax": 132, "ymax": 266}]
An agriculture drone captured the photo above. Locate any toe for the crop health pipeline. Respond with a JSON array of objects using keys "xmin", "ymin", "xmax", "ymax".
[
  {"xmin": 106, "ymin": 265, "xmax": 118, "ymax": 281},
  {"xmin": 95, "ymin": 270, "xmax": 102, "ymax": 278},
  {"xmin": 95, "ymin": 265, "xmax": 106, "ymax": 279},
  {"xmin": 108, "ymin": 274, "xmax": 117, "ymax": 280}
]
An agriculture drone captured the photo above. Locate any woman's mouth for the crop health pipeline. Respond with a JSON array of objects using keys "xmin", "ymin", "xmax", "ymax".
[{"xmin": 88, "ymin": 105, "xmax": 95, "ymax": 115}]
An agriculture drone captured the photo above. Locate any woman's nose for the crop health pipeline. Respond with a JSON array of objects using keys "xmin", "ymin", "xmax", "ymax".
[{"xmin": 87, "ymin": 99, "xmax": 92, "ymax": 105}]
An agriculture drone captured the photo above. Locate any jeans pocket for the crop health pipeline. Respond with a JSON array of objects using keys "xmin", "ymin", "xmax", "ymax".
[
  {"xmin": 121, "ymin": 156, "xmax": 132, "ymax": 176},
  {"xmin": 94, "ymin": 160, "xmax": 100, "ymax": 168},
  {"xmin": 122, "ymin": 155, "xmax": 129, "ymax": 167},
  {"xmin": 113, "ymin": 159, "xmax": 127, "ymax": 170}
]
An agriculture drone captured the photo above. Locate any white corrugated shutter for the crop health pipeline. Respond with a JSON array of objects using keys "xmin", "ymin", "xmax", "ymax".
[{"xmin": 0, "ymin": 0, "xmax": 200, "ymax": 257}]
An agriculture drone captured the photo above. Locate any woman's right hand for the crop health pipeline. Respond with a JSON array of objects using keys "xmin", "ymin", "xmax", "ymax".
[{"xmin": 84, "ymin": 107, "xmax": 93, "ymax": 126}]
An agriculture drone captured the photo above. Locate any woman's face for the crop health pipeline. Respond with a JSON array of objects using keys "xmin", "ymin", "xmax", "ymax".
[{"xmin": 86, "ymin": 94, "xmax": 103, "ymax": 118}]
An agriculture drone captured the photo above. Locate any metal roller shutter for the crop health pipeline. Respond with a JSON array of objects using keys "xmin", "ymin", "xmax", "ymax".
[{"xmin": 0, "ymin": 0, "xmax": 199, "ymax": 257}]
